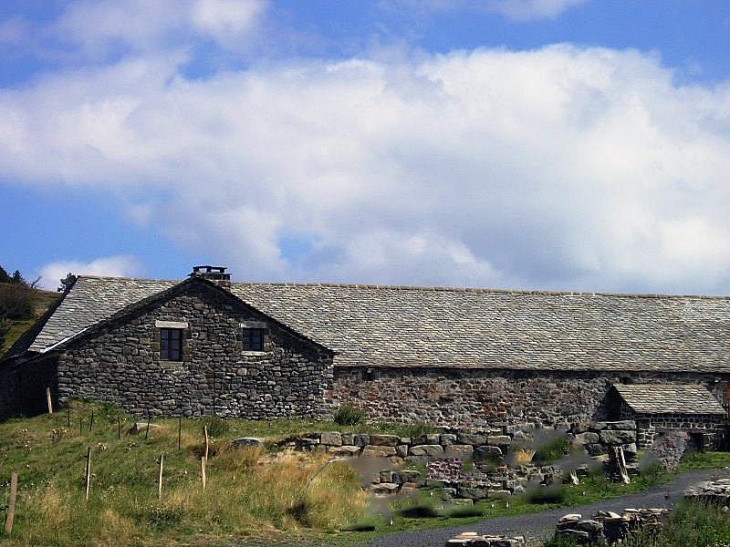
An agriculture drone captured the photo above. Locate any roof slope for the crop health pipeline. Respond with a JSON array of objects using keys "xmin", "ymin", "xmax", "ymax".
[
  {"xmin": 22, "ymin": 277, "xmax": 730, "ymax": 373},
  {"xmin": 613, "ymin": 383, "xmax": 727, "ymax": 415}
]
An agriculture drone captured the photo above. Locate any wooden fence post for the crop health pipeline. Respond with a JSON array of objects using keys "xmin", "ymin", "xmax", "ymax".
[
  {"xmin": 46, "ymin": 387, "xmax": 53, "ymax": 415},
  {"xmin": 4, "ymin": 472, "xmax": 18, "ymax": 535},
  {"xmin": 178, "ymin": 416, "xmax": 182, "ymax": 451},
  {"xmin": 84, "ymin": 447, "xmax": 92, "ymax": 501},
  {"xmin": 204, "ymin": 425, "xmax": 209, "ymax": 462},
  {"xmin": 67, "ymin": 406, "xmax": 71, "ymax": 428},
  {"xmin": 117, "ymin": 416, "xmax": 121, "ymax": 440},
  {"xmin": 201, "ymin": 456, "xmax": 207, "ymax": 490},
  {"xmin": 158, "ymin": 455, "xmax": 164, "ymax": 500},
  {"xmin": 89, "ymin": 410, "xmax": 94, "ymax": 433},
  {"xmin": 145, "ymin": 414, "xmax": 151, "ymax": 440}
]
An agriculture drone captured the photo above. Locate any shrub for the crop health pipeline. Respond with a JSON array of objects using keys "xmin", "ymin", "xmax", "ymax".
[
  {"xmin": 333, "ymin": 403, "xmax": 366, "ymax": 426},
  {"xmin": 532, "ymin": 436, "xmax": 571, "ymax": 463}
]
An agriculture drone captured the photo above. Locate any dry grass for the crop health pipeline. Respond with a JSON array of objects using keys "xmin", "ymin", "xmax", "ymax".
[{"xmin": 0, "ymin": 405, "xmax": 367, "ymax": 545}]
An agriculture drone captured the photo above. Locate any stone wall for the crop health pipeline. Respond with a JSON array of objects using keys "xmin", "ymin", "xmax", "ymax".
[
  {"xmin": 635, "ymin": 415, "xmax": 726, "ymax": 450},
  {"xmin": 333, "ymin": 368, "xmax": 730, "ymax": 429},
  {"xmin": 50, "ymin": 282, "xmax": 334, "ymax": 419}
]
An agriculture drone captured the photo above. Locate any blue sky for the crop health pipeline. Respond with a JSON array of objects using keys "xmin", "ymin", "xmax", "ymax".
[{"xmin": 2, "ymin": 0, "xmax": 730, "ymax": 294}]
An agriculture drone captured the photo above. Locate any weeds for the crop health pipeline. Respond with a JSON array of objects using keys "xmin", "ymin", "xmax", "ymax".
[{"xmin": 333, "ymin": 404, "xmax": 366, "ymax": 426}]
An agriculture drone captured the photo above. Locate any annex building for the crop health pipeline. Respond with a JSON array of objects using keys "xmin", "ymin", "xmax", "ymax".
[{"xmin": 1, "ymin": 266, "xmax": 728, "ymax": 447}]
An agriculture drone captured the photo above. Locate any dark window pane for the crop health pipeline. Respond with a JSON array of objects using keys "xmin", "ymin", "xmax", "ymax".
[
  {"xmin": 242, "ymin": 328, "xmax": 266, "ymax": 351},
  {"xmin": 160, "ymin": 328, "xmax": 183, "ymax": 361}
]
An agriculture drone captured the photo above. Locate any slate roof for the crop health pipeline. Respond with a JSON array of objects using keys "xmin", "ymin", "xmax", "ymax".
[
  {"xmin": 21, "ymin": 276, "xmax": 730, "ymax": 372},
  {"xmin": 613, "ymin": 384, "xmax": 727, "ymax": 415}
]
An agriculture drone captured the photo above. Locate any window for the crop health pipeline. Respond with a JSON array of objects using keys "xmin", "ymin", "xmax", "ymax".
[
  {"xmin": 160, "ymin": 328, "xmax": 183, "ymax": 361},
  {"xmin": 242, "ymin": 328, "xmax": 266, "ymax": 351}
]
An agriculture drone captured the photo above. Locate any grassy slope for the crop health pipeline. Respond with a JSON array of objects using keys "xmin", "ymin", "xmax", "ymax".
[
  {"xmin": 0, "ymin": 283, "xmax": 60, "ymax": 355},
  {"xmin": 0, "ymin": 402, "xmax": 368, "ymax": 546}
]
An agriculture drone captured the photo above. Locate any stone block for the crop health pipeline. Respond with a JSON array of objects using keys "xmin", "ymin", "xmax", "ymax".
[
  {"xmin": 370, "ymin": 482, "xmax": 399, "ymax": 496},
  {"xmin": 328, "ymin": 445, "xmax": 361, "ymax": 457},
  {"xmin": 440, "ymin": 434, "xmax": 458, "ymax": 446},
  {"xmin": 362, "ymin": 445, "xmax": 397, "ymax": 458},
  {"xmin": 230, "ymin": 437, "xmax": 263, "ymax": 448},
  {"xmin": 457, "ymin": 485, "xmax": 489, "ymax": 500},
  {"xmin": 599, "ymin": 429, "xmax": 636, "ymax": 445},
  {"xmin": 320, "ymin": 432, "xmax": 342, "ymax": 446},
  {"xmin": 458, "ymin": 433, "xmax": 487, "ymax": 445},
  {"xmin": 398, "ymin": 469, "xmax": 421, "ymax": 482},
  {"xmin": 397, "ymin": 444, "xmax": 409, "ymax": 458},
  {"xmin": 369, "ymin": 434, "xmax": 400, "ymax": 447},
  {"xmin": 353, "ymin": 433, "xmax": 370, "ymax": 447},
  {"xmin": 409, "ymin": 444, "xmax": 444, "ymax": 457},
  {"xmin": 414, "ymin": 433, "xmax": 439, "ymax": 444},
  {"xmin": 573, "ymin": 432, "xmax": 600, "ymax": 445}
]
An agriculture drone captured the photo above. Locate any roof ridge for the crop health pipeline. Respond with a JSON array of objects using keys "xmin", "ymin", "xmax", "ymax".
[
  {"xmin": 231, "ymin": 281, "xmax": 730, "ymax": 300},
  {"xmin": 74, "ymin": 275, "xmax": 730, "ymax": 300}
]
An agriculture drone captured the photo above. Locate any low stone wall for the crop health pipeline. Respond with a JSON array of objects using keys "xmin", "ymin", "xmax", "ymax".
[
  {"xmin": 685, "ymin": 478, "xmax": 730, "ymax": 505},
  {"xmin": 282, "ymin": 420, "xmax": 639, "ymax": 500},
  {"xmin": 555, "ymin": 508, "xmax": 669, "ymax": 545}
]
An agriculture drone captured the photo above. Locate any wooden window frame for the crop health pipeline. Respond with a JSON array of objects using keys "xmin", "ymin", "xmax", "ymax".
[
  {"xmin": 242, "ymin": 328, "xmax": 266, "ymax": 352},
  {"xmin": 160, "ymin": 328, "xmax": 183, "ymax": 361}
]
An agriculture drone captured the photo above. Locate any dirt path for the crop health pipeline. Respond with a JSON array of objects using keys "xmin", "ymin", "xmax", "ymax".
[{"xmin": 366, "ymin": 468, "xmax": 729, "ymax": 547}]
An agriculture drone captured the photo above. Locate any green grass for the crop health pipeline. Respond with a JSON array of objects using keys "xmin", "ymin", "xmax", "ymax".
[{"xmin": 679, "ymin": 450, "xmax": 730, "ymax": 470}]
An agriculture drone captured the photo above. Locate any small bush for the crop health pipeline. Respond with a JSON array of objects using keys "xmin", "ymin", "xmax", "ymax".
[
  {"xmin": 202, "ymin": 415, "xmax": 230, "ymax": 437},
  {"xmin": 532, "ymin": 436, "xmax": 571, "ymax": 463},
  {"xmin": 333, "ymin": 404, "xmax": 366, "ymax": 426}
]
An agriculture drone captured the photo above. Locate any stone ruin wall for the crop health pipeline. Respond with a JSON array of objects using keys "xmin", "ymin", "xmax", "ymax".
[
  {"xmin": 53, "ymin": 285, "xmax": 334, "ymax": 419},
  {"xmin": 333, "ymin": 367, "xmax": 730, "ymax": 432}
]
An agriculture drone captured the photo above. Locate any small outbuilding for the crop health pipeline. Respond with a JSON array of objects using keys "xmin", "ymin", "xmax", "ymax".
[{"xmin": 611, "ymin": 383, "xmax": 727, "ymax": 449}]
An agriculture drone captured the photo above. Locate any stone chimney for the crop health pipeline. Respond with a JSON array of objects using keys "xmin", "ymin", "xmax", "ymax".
[{"xmin": 189, "ymin": 265, "xmax": 231, "ymax": 289}]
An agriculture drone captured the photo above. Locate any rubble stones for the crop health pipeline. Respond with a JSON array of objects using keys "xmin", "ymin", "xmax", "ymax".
[
  {"xmin": 554, "ymin": 507, "xmax": 669, "ymax": 545},
  {"xmin": 446, "ymin": 532, "xmax": 525, "ymax": 546}
]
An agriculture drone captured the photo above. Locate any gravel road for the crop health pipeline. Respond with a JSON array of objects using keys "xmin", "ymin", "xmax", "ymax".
[{"xmin": 366, "ymin": 468, "xmax": 730, "ymax": 547}]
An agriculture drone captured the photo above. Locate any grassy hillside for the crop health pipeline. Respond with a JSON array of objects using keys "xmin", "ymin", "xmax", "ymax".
[
  {"xmin": 0, "ymin": 401, "xmax": 368, "ymax": 546},
  {"xmin": 0, "ymin": 283, "xmax": 60, "ymax": 355}
]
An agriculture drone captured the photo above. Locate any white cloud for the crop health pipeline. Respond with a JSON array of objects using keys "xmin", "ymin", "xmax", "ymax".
[
  {"xmin": 384, "ymin": 0, "xmax": 589, "ymax": 21},
  {"xmin": 37, "ymin": 256, "xmax": 142, "ymax": 290},
  {"xmin": 51, "ymin": 0, "xmax": 267, "ymax": 58},
  {"xmin": 486, "ymin": 0, "xmax": 589, "ymax": 21},
  {"xmin": 4, "ymin": 44, "xmax": 730, "ymax": 294}
]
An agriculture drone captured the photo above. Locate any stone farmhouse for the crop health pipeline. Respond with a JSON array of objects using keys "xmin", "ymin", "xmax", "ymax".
[{"xmin": 1, "ymin": 266, "xmax": 728, "ymax": 448}]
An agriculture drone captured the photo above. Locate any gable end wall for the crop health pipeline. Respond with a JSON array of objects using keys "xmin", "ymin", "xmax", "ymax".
[{"xmin": 54, "ymin": 283, "xmax": 333, "ymax": 418}]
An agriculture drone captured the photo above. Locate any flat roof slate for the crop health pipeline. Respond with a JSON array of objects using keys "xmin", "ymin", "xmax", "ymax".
[
  {"xmin": 613, "ymin": 384, "xmax": 727, "ymax": 414},
  {"xmin": 25, "ymin": 276, "xmax": 730, "ymax": 372}
]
